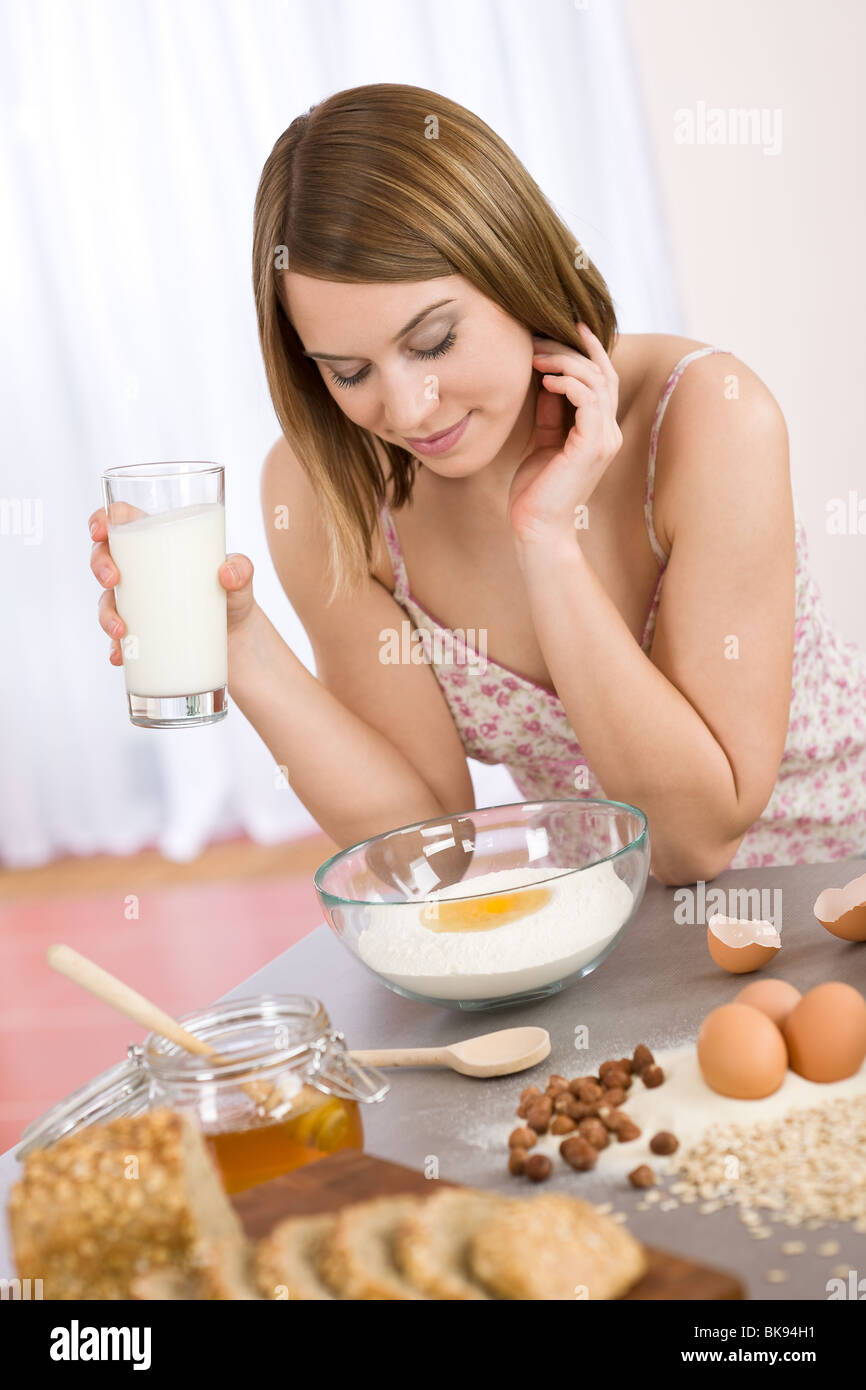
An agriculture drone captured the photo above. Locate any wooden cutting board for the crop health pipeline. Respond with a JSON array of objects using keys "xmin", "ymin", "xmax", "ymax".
[{"xmin": 231, "ymin": 1149, "xmax": 744, "ymax": 1300}]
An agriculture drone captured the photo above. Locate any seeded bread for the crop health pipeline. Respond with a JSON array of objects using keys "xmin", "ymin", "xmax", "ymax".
[
  {"xmin": 254, "ymin": 1214, "xmax": 339, "ymax": 1300},
  {"xmin": 131, "ymin": 1237, "xmax": 261, "ymax": 1300},
  {"xmin": 469, "ymin": 1192, "xmax": 648, "ymax": 1300},
  {"xmin": 394, "ymin": 1187, "xmax": 507, "ymax": 1299},
  {"xmin": 9, "ymin": 1109, "xmax": 253, "ymax": 1300},
  {"xmin": 317, "ymin": 1195, "xmax": 429, "ymax": 1300}
]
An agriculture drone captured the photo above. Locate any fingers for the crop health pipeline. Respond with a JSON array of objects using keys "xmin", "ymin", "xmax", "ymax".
[
  {"xmin": 219, "ymin": 553, "xmax": 254, "ymax": 590},
  {"xmin": 88, "ymin": 508, "xmax": 107, "ymax": 542},
  {"xmin": 89, "ymin": 510, "xmax": 119, "ymax": 588},
  {"xmin": 91, "ymin": 539, "xmax": 119, "ymax": 587},
  {"xmin": 533, "ymin": 346, "xmax": 605, "ymax": 384},
  {"xmin": 89, "ymin": 503, "xmax": 150, "ymax": 586},
  {"xmin": 98, "ymin": 587, "xmax": 124, "ymax": 639}
]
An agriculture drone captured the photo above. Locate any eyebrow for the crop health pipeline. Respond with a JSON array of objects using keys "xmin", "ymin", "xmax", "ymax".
[{"xmin": 301, "ymin": 298, "xmax": 457, "ymax": 361}]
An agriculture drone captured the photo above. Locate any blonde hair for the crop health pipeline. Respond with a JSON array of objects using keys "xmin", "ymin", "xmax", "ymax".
[{"xmin": 253, "ymin": 82, "xmax": 618, "ymax": 603}]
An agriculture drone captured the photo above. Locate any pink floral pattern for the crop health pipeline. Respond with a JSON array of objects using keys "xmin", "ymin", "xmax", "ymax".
[{"xmin": 379, "ymin": 347, "xmax": 866, "ymax": 869}]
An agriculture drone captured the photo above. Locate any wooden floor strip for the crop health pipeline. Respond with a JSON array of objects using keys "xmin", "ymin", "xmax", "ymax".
[{"xmin": 0, "ymin": 833, "xmax": 339, "ymax": 901}]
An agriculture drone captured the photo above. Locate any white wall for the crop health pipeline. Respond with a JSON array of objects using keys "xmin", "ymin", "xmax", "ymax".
[{"xmin": 625, "ymin": 0, "xmax": 866, "ymax": 648}]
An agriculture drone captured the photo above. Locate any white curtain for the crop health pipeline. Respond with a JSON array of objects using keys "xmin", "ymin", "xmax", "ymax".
[{"xmin": 0, "ymin": 0, "xmax": 682, "ymax": 866}]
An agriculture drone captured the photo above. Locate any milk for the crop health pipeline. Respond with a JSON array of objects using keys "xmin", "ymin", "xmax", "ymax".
[{"xmin": 108, "ymin": 502, "xmax": 227, "ymax": 697}]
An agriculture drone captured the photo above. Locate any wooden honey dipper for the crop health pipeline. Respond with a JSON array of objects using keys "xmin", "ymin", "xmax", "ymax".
[{"xmin": 46, "ymin": 944, "xmax": 323, "ymax": 1121}]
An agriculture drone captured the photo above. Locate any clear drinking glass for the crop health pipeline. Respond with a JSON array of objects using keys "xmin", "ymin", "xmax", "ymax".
[{"xmin": 101, "ymin": 461, "xmax": 228, "ymax": 728}]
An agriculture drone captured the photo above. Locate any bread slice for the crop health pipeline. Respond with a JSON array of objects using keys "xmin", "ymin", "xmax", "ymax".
[
  {"xmin": 317, "ymin": 1195, "xmax": 429, "ymax": 1300},
  {"xmin": 394, "ymin": 1187, "xmax": 508, "ymax": 1299},
  {"xmin": 254, "ymin": 1214, "xmax": 340, "ymax": 1300},
  {"xmin": 9, "ymin": 1108, "xmax": 253, "ymax": 1300},
  {"xmin": 469, "ymin": 1192, "xmax": 648, "ymax": 1300}
]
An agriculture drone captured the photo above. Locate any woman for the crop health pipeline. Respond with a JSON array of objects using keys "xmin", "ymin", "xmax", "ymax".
[{"xmin": 89, "ymin": 84, "xmax": 866, "ymax": 883}]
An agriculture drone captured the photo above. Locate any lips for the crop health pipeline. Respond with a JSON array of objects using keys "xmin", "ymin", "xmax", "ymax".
[
  {"xmin": 407, "ymin": 416, "xmax": 467, "ymax": 445},
  {"xmin": 404, "ymin": 411, "xmax": 472, "ymax": 454}
]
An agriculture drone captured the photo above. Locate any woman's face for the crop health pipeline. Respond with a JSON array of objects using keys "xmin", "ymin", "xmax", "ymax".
[{"xmin": 281, "ymin": 272, "xmax": 538, "ymax": 479}]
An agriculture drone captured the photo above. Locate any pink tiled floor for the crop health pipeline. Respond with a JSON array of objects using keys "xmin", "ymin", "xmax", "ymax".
[{"xmin": 0, "ymin": 874, "xmax": 322, "ymax": 1154}]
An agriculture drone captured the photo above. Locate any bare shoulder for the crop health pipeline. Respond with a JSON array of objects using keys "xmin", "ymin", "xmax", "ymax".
[
  {"xmin": 635, "ymin": 335, "xmax": 789, "ymax": 555},
  {"xmin": 261, "ymin": 434, "xmax": 397, "ymax": 597},
  {"xmin": 260, "ymin": 435, "xmax": 328, "ymax": 599}
]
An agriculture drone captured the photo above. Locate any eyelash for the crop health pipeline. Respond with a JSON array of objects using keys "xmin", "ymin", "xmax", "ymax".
[{"xmin": 327, "ymin": 329, "xmax": 457, "ymax": 389}]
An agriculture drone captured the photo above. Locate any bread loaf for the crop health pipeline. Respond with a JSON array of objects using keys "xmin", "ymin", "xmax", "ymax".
[{"xmin": 9, "ymin": 1108, "xmax": 256, "ymax": 1300}]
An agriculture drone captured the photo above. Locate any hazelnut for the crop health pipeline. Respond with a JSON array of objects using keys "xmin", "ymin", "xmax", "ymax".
[
  {"xmin": 508, "ymin": 1147, "xmax": 529, "ymax": 1175},
  {"xmin": 607, "ymin": 1109, "xmax": 637, "ymax": 1135},
  {"xmin": 553, "ymin": 1092, "xmax": 574, "ymax": 1115},
  {"xmin": 615, "ymin": 1119, "xmax": 642, "ymax": 1143},
  {"xmin": 601, "ymin": 1068, "xmax": 630, "ymax": 1093},
  {"xmin": 576, "ymin": 1117, "xmax": 609, "ymax": 1151},
  {"xmin": 650, "ymin": 1131, "xmax": 679, "ymax": 1155},
  {"xmin": 508, "ymin": 1126, "xmax": 538, "ymax": 1150},
  {"xmin": 632, "ymin": 1044, "xmax": 654, "ymax": 1074},
  {"xmin": 525, "ymin": 1153, "xmax": 553, "ymax": 1183},
  {"xmin": 551, "ymin": 1114, "xmax": 577, "ymax": 1135},
  {"xmin": 565, "ymin": 1098, "xmax": 593, "ymax": 1122},
  {"xmin": 594, "ymin": 1104, "xmax": 619, "ymax": 1130},
  {"xmin": 545, "ymin": 1074, "xmax": 570, "ymax": 1096},
  {"xmin": 567, "ymin": 1076, "xmax": 593, "ymax": 1096},
  {"xmin": 517, "ymin": 1084, "xmax": 543, "ymax": 1117},
  {"xmin": 617, "ymin": 1057, "xmax": 634, "ymax": 1076},
  {"xmin": 641, "ymin": 1065, "xmax": 665, "ymax": 1089},
  {"xmin": 598, "ymin": 1059, "xmax": 620, "ymax": 1081},
  {"xmin": 560, "ymin": 1136, "xmax": 598, "ymax": 1171},
  {"xmin": 628, "ymin": 1165, "xmax": 656, "ymax": 1189},
  {"xmin": 600, "ymin": 1087, "xmax": 625, "ymax": 1108},
  {"xmin": 525, "ymin": 1097, "xmax": 553, "ymax": 1134},
  {"xmin": 575, "ymin": 1079, "xmax": 603, "ymax": 1105}
]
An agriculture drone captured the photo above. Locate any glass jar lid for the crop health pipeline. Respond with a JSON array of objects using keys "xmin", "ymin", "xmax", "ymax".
[
  {"xmin": 142, "ymin": 995, "xmax": 390, "ymax": 1107},
  {"xmin": 15, "ymin": 1050, "xmax": 149, "ymax": 1161}
]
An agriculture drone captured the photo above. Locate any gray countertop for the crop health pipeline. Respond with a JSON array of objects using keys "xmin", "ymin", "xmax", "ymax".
[{"xmin": 3, "ymin": 855, "xmax": 865, "ymax": 1300}]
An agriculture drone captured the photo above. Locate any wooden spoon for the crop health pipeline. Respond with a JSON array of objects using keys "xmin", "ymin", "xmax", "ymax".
[
  {"xmin": 46, "ymin": 944, "xmax": 321, "ymax": 1120},
  {"xmin": 349, "ymin": 1026, "xmax": 550, "ymax": 1078}
]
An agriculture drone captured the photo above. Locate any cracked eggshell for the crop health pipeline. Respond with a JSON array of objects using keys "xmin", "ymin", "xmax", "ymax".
[
  {"xmin": 813, "ymin": 871, "xmax": 866, "ymax": 942},
  {"xmin": 781, "ymin": 981, "xmax": 866, "ymax": 1082},
  {"xmin": 697, "ymin": 1003, "xmax": 788, "ymax": 1099},
  {"xmin": 706, "ymin": 913, "xmax": 782, "ymax": 974}
]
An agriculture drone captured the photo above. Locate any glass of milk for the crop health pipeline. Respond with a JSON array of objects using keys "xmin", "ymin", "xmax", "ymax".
[{"xmin": 101, "ymin": 462, "xmax": 228, "ymax": 728}]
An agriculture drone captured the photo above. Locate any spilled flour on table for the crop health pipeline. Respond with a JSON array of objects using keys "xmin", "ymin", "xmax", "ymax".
[{"xmin": 459, "ymin": 1044, "xmax": 866, "ymax": 1184}]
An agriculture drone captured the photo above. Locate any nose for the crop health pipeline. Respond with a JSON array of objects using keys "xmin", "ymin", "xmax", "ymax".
[{"xmin": 379, "ymin": 366, "xmax": 442, "ymax": 438}]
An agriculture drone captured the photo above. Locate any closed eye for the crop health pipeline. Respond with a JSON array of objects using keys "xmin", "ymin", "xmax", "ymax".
[{"xmin": 327, "ymin": 329, "xmax": 457, "ymax": 390}]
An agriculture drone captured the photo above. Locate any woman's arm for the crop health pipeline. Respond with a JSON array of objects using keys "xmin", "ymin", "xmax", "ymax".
[
  {"xmin": 223, "ymin": 436, "xmax": 477, "ymax": 851},
  {"xmin": 227, "ymin": 602, "xmax": 458, "ymax": 850},
  {"xmin": 515, "ymin": 357, "xmax": 795, "ymax": 885}
]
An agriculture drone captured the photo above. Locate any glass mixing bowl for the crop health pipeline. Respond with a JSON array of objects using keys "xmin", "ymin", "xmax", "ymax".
[{"xmin": 314, "ymin": 799, "xmax": 650, "ymax": 1010}]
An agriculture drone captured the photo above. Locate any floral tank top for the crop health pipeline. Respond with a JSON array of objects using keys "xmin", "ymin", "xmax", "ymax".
[{"xmin": 378, "ymin": 346, "xmax": 866, "ymax": 870}]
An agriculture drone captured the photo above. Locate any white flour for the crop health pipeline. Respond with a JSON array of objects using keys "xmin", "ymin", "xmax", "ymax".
[{"xmin": 356, "ymin": 861, "xmax": 633, "ymax": 1001}]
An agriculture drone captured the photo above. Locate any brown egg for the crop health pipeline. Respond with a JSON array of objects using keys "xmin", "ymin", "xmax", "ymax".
[
  {"xmin": 706, "ymin": 913, "xmax": 781, "ymax": 974},
  {"xmin": 813, "ymin": 872, "xmax": 866, "ymax": 942},
  {"xmin": 782, "ymin": 982, "xmax": 866, "ymax": 1082},
  {"xmin": 735, "ymin": 978, "xmax": 802, "ymax": 1028},
  {"xmin": 697, "ymin": 1003, "xmax": 788, "ymax": 1099}
]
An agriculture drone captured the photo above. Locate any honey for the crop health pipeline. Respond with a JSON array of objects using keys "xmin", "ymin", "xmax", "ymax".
[
  {"xmin": 420, "ymin": 886, "xmax": 552, "ymax": 932},
  {"xmin": 139, "ymin": 996, "xmax": 387, "ymax": 1195},
  {"xmin": 206, "ymin": 1095, "xmax": 364, "ymax": 1195}
]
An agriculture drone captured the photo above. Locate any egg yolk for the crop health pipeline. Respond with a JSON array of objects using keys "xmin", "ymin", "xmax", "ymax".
[{"xmin": 420, "ymin": 887, "xmax": 552, "ymax": 933}]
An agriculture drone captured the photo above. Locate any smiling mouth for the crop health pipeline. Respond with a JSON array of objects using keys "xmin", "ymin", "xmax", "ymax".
[{"xmin": 405, "ymin": 412, "xmax": 472, "ymax": 447}]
